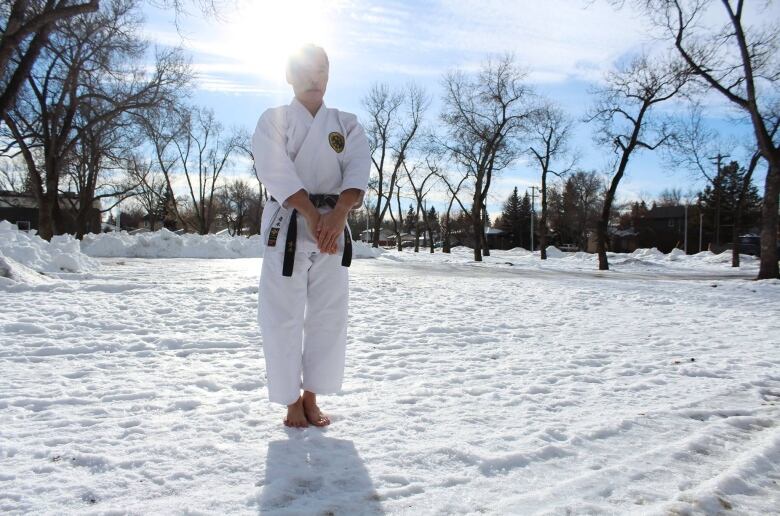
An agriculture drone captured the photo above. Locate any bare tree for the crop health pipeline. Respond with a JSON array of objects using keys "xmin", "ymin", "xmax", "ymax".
[
  {"xmin": 657, "ymin": 187, "xmax": 684, "ymax": 206},
  {"xmin": 668, "ymin": 102, "xmax": 779, "ymax": 265},
  {"xmin": 1, "ymin": 0, "xmax": 188, "ymax": 239},
  {"xmin": 0, "ymin": 156, "xmax": 29, "ymax": 193},
  {"xmin": 0, "ymin": 1, "xmax": 100, "ymax": 119},
  {"xmin": 528, "ymin": 101, "xmax": 576, "ymax": 259},
  {"xmin": 362, "ymin": 82, "xmax": 427, "ymax": 248},
  {"xmin": 216, "ymin": 177, "xmax": 254, "ymax": 235},
  {"xmin": 587, "ymin": 53, "xmax": 689, "ymax": 270},
  {"xmin": 174, "ymin": 106, "xmax": 240, "ymax": 234},
  {"xmin": 435, "ymin": 169, "xmax": 471, "ymax": 253},
  {"xmin": 137, "ymin": 105, "xmax": 192, "ymax": 230},
  {"xmin": 666, "ymin": 103, "xmax": 738, "ymax": 247},
  {"xmin": 622, "ymin": 0, "xmax": 780, "ymax": 278},
  {"xmin": 1, "ymin": 0, "xmax": 223, "ymax": 120},
  {"xmin": 439, "ymin": 54, "xmax": 534, "ymax": 261},
  {"xmin": 402, "ymin": 157, "xmax": 439, "ymax": 253},
  {"xmin": 126, "ymin": 154, "xmax": 172, "ymax": 231}
]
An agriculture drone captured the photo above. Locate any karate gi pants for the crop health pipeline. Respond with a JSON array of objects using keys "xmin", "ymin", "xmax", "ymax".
[{"xmin": 258, "ymin": 249, "xmax": 348, "ymax": 405}]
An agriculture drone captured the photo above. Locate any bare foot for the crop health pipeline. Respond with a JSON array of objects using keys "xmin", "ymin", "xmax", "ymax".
[
  {"xmin": 284, "ymin": 397, "xmax": 308, "ymax": 428},
  {"xmin": 302, "ymin": 391, "xmax": 330, "ymax": 427}
]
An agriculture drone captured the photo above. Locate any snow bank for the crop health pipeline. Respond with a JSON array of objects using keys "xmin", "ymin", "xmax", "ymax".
[
  {"xmin": 0, "ymin": 254, "xmax": 58, "ymax": 287},
  {"xmin": 353, "ymin": 240, "xmax": 384, "ymax": 259},
  {"xmin": 81, "ymin": 229, "xmax": 265, "ymax": 259},
  {"xmin": 81, "ymin": 229, "xmax": 382, "ymax": 260},
  {"xmin": 0, "ymin": 220, "xmax": 99, "ymax": 275},
  {"xmin": 545, "ymin": 245, "xmax": 566, "ymax": 258}
]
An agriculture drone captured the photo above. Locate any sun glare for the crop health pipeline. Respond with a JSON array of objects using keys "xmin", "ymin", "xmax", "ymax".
[{"xmin": 223, "ymin": 0, "xmax": 336, "ymax": 82}]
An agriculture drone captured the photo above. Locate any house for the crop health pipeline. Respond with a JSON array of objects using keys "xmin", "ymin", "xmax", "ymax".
[
  {"xmin": 485, "ymin": 226, "xmax": 511, "ymax": 250},
  {"xmin": 586, "ymin": 228, "xmax": 639, "ymax": 253},
  {"xmin": 0, "ymin": 190, "xmax": 101, "ymax": 234},
  {"xmin": 636, "ymin": 205, "xmax": 687, "ymax": 252},
  {"xmin": 359, "ymin": 228, "xmax": 393, "ymax": 246},
  {"xmin": 585, "ymin": 206, "xmax": 688, "ymax": 254}
]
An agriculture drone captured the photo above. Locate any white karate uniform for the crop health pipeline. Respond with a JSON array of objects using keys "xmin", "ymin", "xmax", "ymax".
[{"xmin": 252, "ymin": 98, "xmax": 370, "ymax": 405}]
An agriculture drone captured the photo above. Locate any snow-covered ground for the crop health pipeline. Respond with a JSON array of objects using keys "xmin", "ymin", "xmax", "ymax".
[{"xmin": 1, "ymin": 225, "xmax": 779, "ymax": 514}]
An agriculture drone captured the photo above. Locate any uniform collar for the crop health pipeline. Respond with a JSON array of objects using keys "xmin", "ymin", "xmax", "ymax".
[{"xmin": 290, "ymin": 97, "xmax": 326, "ymax": 120}]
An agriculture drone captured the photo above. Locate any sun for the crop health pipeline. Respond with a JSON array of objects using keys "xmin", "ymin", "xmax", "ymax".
[{"xmin": 222, "ymin": 0, "xmax": 337, "ymax": 82}]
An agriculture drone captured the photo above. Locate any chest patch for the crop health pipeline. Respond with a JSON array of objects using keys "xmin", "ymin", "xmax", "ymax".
[{"xmin": 328, "ymin": 132, "xmax": 345, "ymax": 153}]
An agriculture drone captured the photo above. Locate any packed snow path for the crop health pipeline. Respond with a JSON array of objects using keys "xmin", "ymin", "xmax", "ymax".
[{"xmin": 1, "ymin": 257, "xmax": 779, "ymax": 514}]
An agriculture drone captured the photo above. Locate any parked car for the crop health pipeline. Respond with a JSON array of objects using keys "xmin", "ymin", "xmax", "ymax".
[{"xmin": 737, "ymin": 235, "xmax": 780, "ymax": 257}]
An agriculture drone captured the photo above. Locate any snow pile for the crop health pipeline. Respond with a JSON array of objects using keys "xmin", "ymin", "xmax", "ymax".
[
  {"xmin": 375, "ymin": 243, "xmax": 761, "ymax": 275},
  {"xmin": 0, "ymin": 220, "xmax": 99, "ymax": 275},
  {"xmin": 544, "ymin": 245, "xmax": 566, "ymax": 258},
  {"xmin": 631, "ymin": 247, "xmax": 666, "ymax": 259},
  {"xmin": 80, "ymin": 229, "xmax": 383, "ymax": 260},
  {"xmin": 80, "ymin": 229, "xmax": 265, "ymax": 259},
  {"xmin": 0, "ymin": 254, "xmax": 58, "ymax": 287},
  {"xmin": 353, "ymin": 239, "xmax": 384, "ymax": 259}
]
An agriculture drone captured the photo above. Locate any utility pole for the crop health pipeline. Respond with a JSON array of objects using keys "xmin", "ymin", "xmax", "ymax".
[
  {"xmin": 684, "ymin": 203, "xmax": 688, "ymax": 254},
  {"xmin": 708, "ymin": 152, "xmax": 730, "ymax": 247},
  {"xmin": 699, "ymin": 212, "xmax": 703, "ymax": 253},
  {"xmin": 529, "ymin": 186, "xmax": 538, "ymax": 251}
]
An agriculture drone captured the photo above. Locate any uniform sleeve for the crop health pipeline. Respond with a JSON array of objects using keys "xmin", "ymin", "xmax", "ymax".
[
  {"xmin": 339, "ymin": 114, "xmax": 371, "ymax": 204},
  {"xmin": 251, "ymin": 109, "xmax": 305, "ymax": 208}
]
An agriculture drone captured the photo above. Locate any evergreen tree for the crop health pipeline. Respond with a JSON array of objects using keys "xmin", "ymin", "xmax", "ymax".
[
  {"xmin": 496, "ymin": 187, "xmax": 531, "ymax": 248},
  {"xmin": 698, "ymin": 161, "xmax": 762, "ymax": 242},
  {"xmin": 404, "ymin": 204, "xmax": 417, "ymax": 234},
  {"xmin": 426, "ymin": 206, "xmax": 439, "ymax": 236}
]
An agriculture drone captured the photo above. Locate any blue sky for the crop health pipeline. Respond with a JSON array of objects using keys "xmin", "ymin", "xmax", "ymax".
[{"xmin": 143, "ymin": 0, "xmax": 771, "ymax": 217}]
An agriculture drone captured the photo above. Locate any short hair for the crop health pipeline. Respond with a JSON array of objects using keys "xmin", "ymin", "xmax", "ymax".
[{"xmin": 286, "ymin": 44, "xmax": 329, "ymax": 75}]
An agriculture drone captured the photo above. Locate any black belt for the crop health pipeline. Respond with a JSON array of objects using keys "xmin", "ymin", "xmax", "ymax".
[{"xmin": 270, "ymin": 194, "xmax": 352, "ymax": 277}]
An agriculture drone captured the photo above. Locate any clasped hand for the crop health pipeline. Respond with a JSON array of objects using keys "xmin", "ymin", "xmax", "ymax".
[{"xmin": 306, "ymin": 208, "xmax": 348, "ymax": 254}]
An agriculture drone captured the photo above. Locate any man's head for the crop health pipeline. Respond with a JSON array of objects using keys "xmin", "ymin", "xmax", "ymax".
[{"xmin": 286, "ymin": 44, "xmax": 329, "ymax": 106}]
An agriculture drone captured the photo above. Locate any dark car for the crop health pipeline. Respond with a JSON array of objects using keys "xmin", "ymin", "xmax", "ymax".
[{"xmin": 737, "ymin": 235, "xmax": 780, "ymax": 257}]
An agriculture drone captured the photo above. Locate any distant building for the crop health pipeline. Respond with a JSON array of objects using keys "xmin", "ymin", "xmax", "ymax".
[
  {"xmin": 586, "ymin": 205, "xmax": 689, "ymax": 254},
  {"xmin": 0, "ymin": 190, "xmax": 101, "ymax": 234},
  {"xmin": 360, "ymin": 228, "xmax": 393, "ymax": 246},
  {"xmin": 636, "ymin": 205, "xmax": 687, "ymax": 253},
  {"xmin": 484, "ymin": 226, "xmax": 512, "ymax": 250}
]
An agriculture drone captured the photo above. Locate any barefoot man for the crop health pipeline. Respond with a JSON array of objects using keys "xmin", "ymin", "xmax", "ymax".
[{"xmin": 252, "ymin": 44, "xmax": 370, "ymax": 427}]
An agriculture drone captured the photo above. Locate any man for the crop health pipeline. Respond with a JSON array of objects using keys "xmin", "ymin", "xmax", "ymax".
[{"xmin": 251, "ymin": 44, "xmax": 370, "ymax": 428}]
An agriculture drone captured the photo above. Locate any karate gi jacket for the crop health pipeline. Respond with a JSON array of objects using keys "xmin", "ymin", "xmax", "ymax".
[{"xmin": 252, "ymin": 98, "xmax": 371, "ymax": 254}]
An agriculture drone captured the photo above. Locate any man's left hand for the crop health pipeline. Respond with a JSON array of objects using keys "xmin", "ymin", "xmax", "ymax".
[{"xmin": 316, "ymin": 206, "xmax": 349, "ymax": 254}]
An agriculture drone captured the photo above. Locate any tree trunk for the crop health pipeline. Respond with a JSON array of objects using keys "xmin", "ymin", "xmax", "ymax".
[
  {"xmin": 395, "ymin": 185, "xmax": 403, "ymax": 252},
  {"xmin": 413, "ymin": 204, "xmax": 421, "ymax": 252},
  {"xmin": 372, "ymin": 200, "xmax": 382, "ymax": 248},
  {"xmin": 481, "ymin": 203, "xmax": 490, "ymax": 256},
  {"xmin": 597, "ymin": 172, "xmax": 622, "ymax": 271},
  {"xmin": 758, "ymin": 163, "xmax": 779, "ymax": 279},
  {"xmin": 37, "ymin": 196, "xmax": 56, "ymax": 241},
  {"xmin": 596, "ymin": 218, "xmax": 609, "ymax": 271},
  {"xmin": 443, "ymin": 195, "xmax": 456, "ymax": 254},
  {"xmin": 731, "ymin": 211, "xmax": 740, "ymax": 268},
  {"xmin": 74, "ymin": 200, "xmax": 90, "ymax": 239},
  {"xmin": 540, "ymin": 173, "xmax": 548, "ymax": 260},
  {"xmin": 471, "ymin": 202, "xmax": 482, "ymax": 261}
]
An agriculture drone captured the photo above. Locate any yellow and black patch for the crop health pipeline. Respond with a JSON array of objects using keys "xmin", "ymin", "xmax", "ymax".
[
  {"xmin": 267, "ymin": 227, "xmax": 279, "ymax": 247},
  {"xmin": 328, "ymin": 131, "xmax": 345, "ymax": 153}
]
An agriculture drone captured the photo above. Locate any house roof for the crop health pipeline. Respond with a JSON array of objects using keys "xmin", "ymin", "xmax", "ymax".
[
  {"xmin": 646, "ymin": 205, "xmax": 686, "ymax": 219},
  {"xmin": 1, "ymin": 190, "xmax": 79, "ymax": 199}
]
